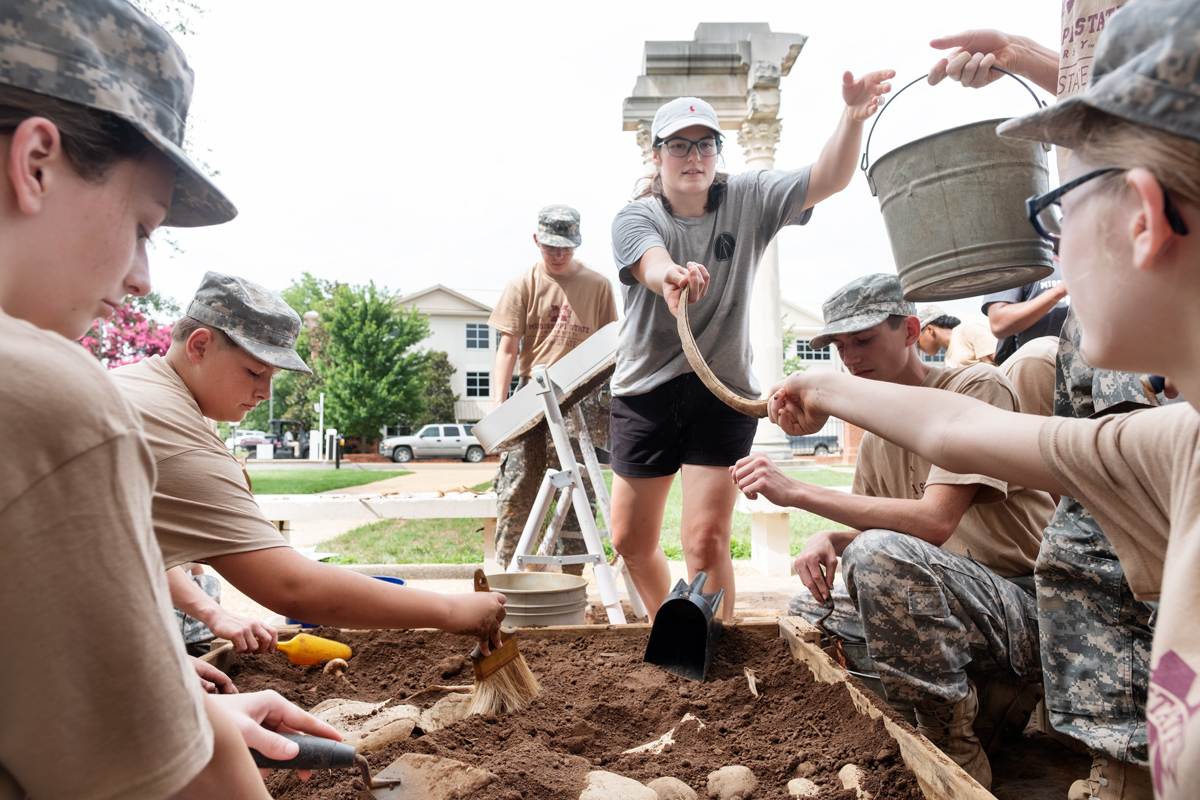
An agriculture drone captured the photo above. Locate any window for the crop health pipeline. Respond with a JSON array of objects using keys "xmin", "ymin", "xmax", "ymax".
[
  {"xmin": 466, "ymin": 323, "xmax": 489, "ymax": 350},
  {"xmin": 444, "ymin": 426, "xmax": 461, "ymax": 437},
  {"xmin": 921, "ymin": 349, "xmax": 946, "ymax": 364},
  {"xmin": 466, "ymin": 371, "xmax": 490, "ymax": 398},
  {"xmin": 495, "ymin": 329, "xmax": 503, "ymax": 347},
  {"xmin": 420, "ymin": 427, "xmax": 440, "ymax": 438},
  {"xmin": 509, "ymin": 376, "xmax": 520, "ymax": 398},
  {"xmin": 796, "ymin": 339, "xmax": 832, "ymax": 361}
]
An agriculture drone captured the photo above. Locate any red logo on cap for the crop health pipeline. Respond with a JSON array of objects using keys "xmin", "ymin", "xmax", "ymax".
[{"xmin": 690, "ymin": 105, "xmax": 695, "ymax": 112}]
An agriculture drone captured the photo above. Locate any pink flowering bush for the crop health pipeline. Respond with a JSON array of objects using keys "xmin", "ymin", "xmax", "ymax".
[{"xmin": 79, "ymin": 301, "xmax": 174, "ymax": 369}]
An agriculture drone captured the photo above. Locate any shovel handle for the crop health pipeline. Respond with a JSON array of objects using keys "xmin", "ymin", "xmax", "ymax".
[{"xmin": 250, "ymin": 733, "xmax": 357, "ymax": 770}]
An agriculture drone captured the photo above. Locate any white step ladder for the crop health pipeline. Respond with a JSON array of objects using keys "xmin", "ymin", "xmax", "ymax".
[{"xmin": 507, "ymin": 364, "xmax": 646, "ymax": 625}]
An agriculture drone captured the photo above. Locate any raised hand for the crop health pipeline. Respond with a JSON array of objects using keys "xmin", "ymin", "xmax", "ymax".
[{"xmin": 842, "ymin": 69, "xmax": 895, "ymax": 123}]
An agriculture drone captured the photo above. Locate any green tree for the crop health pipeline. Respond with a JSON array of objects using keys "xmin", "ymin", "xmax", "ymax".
[
  {"xmin": 319, "ymin": 282, "xmax": 431, "ymax": 444},
  {"xmin": 413, "ymin": 351, "xmax": 458, "ymax": 428},
  {"xmin": 273, "ymin": 273, "xmax": 335, "ymax": 430},
  {"xmin": 781, "ymin": 315, "xmax": 807, "ymax": 377}
]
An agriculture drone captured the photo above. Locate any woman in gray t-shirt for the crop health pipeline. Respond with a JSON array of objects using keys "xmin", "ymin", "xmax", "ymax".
[{"xmin": 608, "ymin": 79, "xmax": 892, "ymax": 621}]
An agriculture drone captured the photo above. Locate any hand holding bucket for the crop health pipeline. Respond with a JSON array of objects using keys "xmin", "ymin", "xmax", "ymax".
[{"xmin": 860, "ymin": 68, "xmax": 1055, "ymax": 302}]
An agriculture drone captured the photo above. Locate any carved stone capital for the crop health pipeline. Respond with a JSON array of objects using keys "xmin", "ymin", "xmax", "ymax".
[
  {"xmin": 636, "ymin": 120, "xmax": 655, "ymax": 174},
  {"xmin": 738, "ymin": 120, "xmax": 783, "ymax": 162}
]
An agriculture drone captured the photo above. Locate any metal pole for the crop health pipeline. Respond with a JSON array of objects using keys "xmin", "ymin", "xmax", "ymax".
[{"xmin": 318, "ymin": 392, "xmax": 325, "ymax": 460}]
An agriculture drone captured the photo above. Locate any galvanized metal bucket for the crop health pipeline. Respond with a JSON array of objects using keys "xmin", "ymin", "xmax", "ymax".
[
  {"xmin": 484, "ymin": 572, "xmax": 589, "ymax": 627},
  {"xmin": 861, "ymin": 71, "xmax": 1055, "ymax": 301}
]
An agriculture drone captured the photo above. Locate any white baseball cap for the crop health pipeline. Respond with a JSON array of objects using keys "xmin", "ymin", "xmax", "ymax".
[{"xmin": 652, "ymin": 97, "xmax": 722, "ymax": 141}]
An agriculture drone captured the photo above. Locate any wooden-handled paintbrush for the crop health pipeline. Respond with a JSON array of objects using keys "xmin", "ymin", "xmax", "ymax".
[{"xmin": 467, "ymin": 569, "xmax": 540, "ymax": 716}]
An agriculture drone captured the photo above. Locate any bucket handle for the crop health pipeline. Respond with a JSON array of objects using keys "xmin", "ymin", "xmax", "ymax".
[{"xmin": 860, "ymin": 67, "xmax": 1049, "ymax": 183}]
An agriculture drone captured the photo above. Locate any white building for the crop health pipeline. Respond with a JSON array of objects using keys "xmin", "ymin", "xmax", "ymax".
[{"xmin": 397, "ymin": 285, "xmax": 505, "ymax": 423}]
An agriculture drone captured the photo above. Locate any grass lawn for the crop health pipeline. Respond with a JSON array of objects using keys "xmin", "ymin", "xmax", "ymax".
[
  {"xmin": 318, "ymin": 467, "xmax": 852, "ymax": 564},
  {"xmin": 250, "ymin": 469, "xmax": 411, "ymax": 495}
]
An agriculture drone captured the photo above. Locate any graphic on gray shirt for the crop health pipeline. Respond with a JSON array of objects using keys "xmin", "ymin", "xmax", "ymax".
[{"xmin": 610, "ymin": 167, "xmax": 812, "ymax": 398}]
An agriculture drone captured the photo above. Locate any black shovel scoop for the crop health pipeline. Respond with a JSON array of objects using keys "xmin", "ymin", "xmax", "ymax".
[{"xmin": 643, "ymin": 572, "xmax": 723, "ymax": 681}]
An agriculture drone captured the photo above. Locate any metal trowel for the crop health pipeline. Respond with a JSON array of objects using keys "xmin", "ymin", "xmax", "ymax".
[{"xmin": 643, "ymin": 572, "xmax": 723, "ymax": 681}]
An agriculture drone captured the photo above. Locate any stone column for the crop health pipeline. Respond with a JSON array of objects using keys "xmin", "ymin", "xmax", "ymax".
[
  {"xmin": 739, "ymin": 120, "xmax": 792, "ymax": 461},
  {"xmin": 635, "ymin": 120, "xmax": 655, "ymax": 177}
]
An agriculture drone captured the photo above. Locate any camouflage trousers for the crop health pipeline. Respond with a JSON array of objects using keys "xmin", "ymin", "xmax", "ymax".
[
  {"xmin": 789, "ymin": 530, "xmax": 1042, "ymax": 706},
  {"xmin": 493, "ymin": 386, "xmax": 609, "ymax": 569},
  {"xmin": 174, "ymin": 573, "xmax": 221, "ymax": 654},
  {"xmin": 1036, "ymin": 498, "xmax": 1154, "ymax": 766}
]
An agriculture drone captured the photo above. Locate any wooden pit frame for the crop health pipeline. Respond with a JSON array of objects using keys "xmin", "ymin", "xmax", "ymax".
[{"xmin": 202, "ymin": 617, "xmax": 995, "ymax": 800}]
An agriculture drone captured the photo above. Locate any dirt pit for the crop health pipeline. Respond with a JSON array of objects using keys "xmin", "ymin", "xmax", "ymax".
[{"xmin": 229, "ymin": 625, "xmax": 926, "ymax": 799}]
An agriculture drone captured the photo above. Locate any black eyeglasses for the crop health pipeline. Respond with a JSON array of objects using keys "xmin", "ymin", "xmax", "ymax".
[
  {"xmin": 1026, "ymin": 167, "xmax": 1190, "ymax": 242},
  {"xmin": 659, "ymin": 136, "xmax": 722, "ymax": 158}
]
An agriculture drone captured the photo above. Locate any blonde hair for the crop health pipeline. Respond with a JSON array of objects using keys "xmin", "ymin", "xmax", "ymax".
[{"xmin": 1072, "ymin": 107, "xmax": 1200, "ymax": 206}]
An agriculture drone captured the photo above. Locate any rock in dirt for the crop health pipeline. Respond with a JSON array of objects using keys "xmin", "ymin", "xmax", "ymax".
[
  {"xmin": 838, "ymin": 764, "xmax": 872, "ymax": 800},
  {"xmin": 309, "ymin": 698, "xmax": 421, "ymax": 751},
  {"xmin": 579, "ymin": 771, "xmax": 658, "ymax": 800},
  {"xmin": 419, "ymin": 691, "xmax": 473, "ymax": 732},
  {"xmin": 786, "ymin": 778, "xmax": 819, "ymax": 797},
  {"xmin": 377, "ymin": 753, "xmax": 496, "ymax": 799},
  {"xmin": 706, "ymin": 765, "xmax": 756, "ymax": 800},
  {"xmin": 792, "ymin": 760, "xmax": 816, "ymax": 779},
  {"xmin": 437, "ymin": 654, "xmax": 466, "ymax": 678},
  {"xmin": 647, "ymin": 776, "xmax": 698, "ymax": 800}
]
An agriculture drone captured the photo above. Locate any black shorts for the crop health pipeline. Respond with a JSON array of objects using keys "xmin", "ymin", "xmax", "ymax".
[{"xmin": 610, "ymin": 372, "xmax": 759, "ymax": 479}]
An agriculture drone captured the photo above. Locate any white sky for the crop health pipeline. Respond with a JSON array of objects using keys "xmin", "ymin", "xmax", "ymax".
[{"xmin": 154, "ymin": 0, "xmax": 1061, "ymax": 326}]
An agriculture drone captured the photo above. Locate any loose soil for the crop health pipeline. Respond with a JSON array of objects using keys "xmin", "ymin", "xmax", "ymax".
[{"xmin": 231, "ymin": 626, "xmax": 925, "ymax": 799}]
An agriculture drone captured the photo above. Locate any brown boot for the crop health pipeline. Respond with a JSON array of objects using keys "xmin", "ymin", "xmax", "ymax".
[
  {"xmin": 972, "ymin": 676, "xmax": 1043, "ymax": 754},
  {"xmin": 915, "ymin": 682, "xmax": 992, "ymax": 790},
  {"xmin": 1067, "ymin": 756, "xmax": 1153, "ymax": 800}
]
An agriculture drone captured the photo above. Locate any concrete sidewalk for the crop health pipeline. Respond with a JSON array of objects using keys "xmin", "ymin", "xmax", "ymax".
[{"xmin": 325, "ymin": 463, "xmax": 495, "ymax": 496}]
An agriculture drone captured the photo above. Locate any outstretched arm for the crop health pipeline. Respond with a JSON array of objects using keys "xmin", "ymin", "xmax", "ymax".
[
  {"xmin": 207, "ymin": 547, "xmax": 506, "ymax": 654},
  {"xmin": 928, "ymin": 30, "xmax": 1058, "ymax": 94},
  {"xmin": 768, "ymin": 371, "xmax": 1066, "ymax": 496},
  {"xmin": 629, "ymin": 246, "xmax": 709, "ymax": 317},
  {"xmin": 492, "ymin": 333, "xmax": 519, "ymax": 409},
  {"xmin": 806, "ymin": 69, "xmax": 894, "ymax": 208}
]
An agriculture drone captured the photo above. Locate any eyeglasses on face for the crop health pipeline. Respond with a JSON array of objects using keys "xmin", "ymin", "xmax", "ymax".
[
  {"xmin": 659, "ymin": 136, "xmax": 722, "ymax": 158},
  {"xmin": 1026, "ymin": 167, "xmax": 1190, "ymax": 242}
]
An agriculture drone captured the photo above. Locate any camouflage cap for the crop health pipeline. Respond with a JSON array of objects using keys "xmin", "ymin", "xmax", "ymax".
[
  {"xmin": 999, "ymin": 0, "xmax": 1200, "ymax": 149},
  {"xmin": 0, "ymin": 0, "xmax": 235, "ymax": 227},
  {"xmin": 917, "ymin": 304, "xmax": 948, "ymax": 330},
  {"xmin": 810, "ymin": 273, "xmax": 916, "ymax": 351},
  {"xmin": 652, "ymin": 96, "xmax": 721, "ymax": 141},
  {"xmin": 185, "ymin": 272, "xmax": 312, "ymax": 374},
  {"xmin": 537, "ymin": 204, "xmax": 581, "ymax": 249}
]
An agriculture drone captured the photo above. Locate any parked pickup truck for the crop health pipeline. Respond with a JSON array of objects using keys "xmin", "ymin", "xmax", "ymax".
[
  {"xmin": 787, "ymin": 433, "xmax": 840, "ymax": 456},
  {"xmin": 379, "ymin": 423, "xmax": 484, "ymax": 463}
]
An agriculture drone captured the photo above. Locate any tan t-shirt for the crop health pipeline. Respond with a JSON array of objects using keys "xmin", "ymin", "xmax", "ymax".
[
  {"xmin": 999, "ymin": 336, "xmax": 1059, "ymax": 416},
  {"xmin": 853, "ymin": 364, "xmax": 1054, "ymax": 577},
  {"xmin": 1058, "ymin": 0, "xmax": 1128, "ymax": 172},
  {"xmin": 1039, "ymin": 403, "xmax": 1199, "ymax": 799},
  {"xmin": 944, "ymin": 323, "xmax": 998, "ymax": 368},
  {"xmin": 0, "ymin": 311, "xmax": 211, "ymax": 799},
  {"xmin": 489, "ymin": 260, "xmax": 618, "ymax": 376},
  {"xmin": 111, "ymin": 355, "xmax": 287, "ymax": 569}
]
